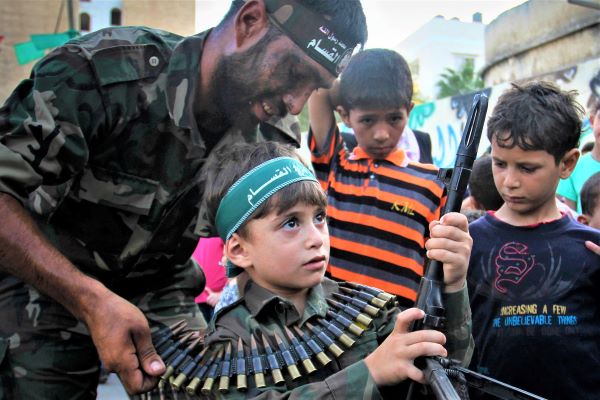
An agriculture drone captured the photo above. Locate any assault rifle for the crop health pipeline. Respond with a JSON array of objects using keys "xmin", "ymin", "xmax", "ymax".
[{"xmin": 407, "ymin": 93, "xmax": 545, "ymax": 400}]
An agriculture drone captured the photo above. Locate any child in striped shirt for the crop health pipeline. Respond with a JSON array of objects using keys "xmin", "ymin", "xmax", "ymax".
[{"xmin": 308, "ymin": 48, "xmax": 466, "ymax": 308}]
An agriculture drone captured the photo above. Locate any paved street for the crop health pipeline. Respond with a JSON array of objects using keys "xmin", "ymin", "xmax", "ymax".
[{"xmin": 97, "ymin": 373, "xmax": 128, "ymax": 400}]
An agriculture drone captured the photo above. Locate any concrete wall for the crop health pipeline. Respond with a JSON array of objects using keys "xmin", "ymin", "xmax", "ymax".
[
  {"xmin": 483, "ymin": 0, "xmax": 600, "ymax": 86},
  {"xmin": 123, "ymin": 0, "xmax": 196, "ymax": 37},
  {"xmin": 0, "ymin": 0, "xmax": 196, "ymax": 104},
  {"xmin": 409, "ymin": 57, "xmax": 600, "ymax": 168},
  {"xmin": 0, "ymin": 0, "xmax": 77, "ymax": 103}
]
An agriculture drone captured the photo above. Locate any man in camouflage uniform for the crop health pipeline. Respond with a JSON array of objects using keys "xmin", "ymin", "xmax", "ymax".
[{"xmin": 0, "ymin": 0, "xmax": 367, "ymax": 397}]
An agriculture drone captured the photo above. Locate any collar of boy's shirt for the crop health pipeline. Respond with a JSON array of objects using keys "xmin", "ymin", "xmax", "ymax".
[
  {"xmin": 243, "ymin": 279, "xmax": 331, "ymax": 324},
  {"xmin": 488, "ymin": 210, "xmax": 567, "ymax": 227},
  {"xmin": 349, "ymin": 146, "xmax": 409, "ymax": 167}
]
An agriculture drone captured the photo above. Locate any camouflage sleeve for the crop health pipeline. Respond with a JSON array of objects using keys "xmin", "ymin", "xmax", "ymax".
[
  {"xmin": 0, "ymin": 45, "xmax": 104, "ymax": 203},
  {"xmin": 443, "ymin": 284, "xmax": 474, "ymax": 366}
]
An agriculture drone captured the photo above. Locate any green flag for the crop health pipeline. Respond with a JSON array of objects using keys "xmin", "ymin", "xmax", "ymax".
[
  {"xmin": 31, "ymin": 29, "xmax": 78, "ymax": 50},
  {"xmin": 13, "ymin": 29, "xmax": 79, "ymax": 65},
  {"xmin": 14, "ymin": 41, "xmax": 45, "ymax": 65}
]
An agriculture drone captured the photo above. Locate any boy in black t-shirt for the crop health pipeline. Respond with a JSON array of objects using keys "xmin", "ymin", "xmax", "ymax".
[{"xmin": 467, "ymin": 81, "xmax": 600, "ymax": 400}]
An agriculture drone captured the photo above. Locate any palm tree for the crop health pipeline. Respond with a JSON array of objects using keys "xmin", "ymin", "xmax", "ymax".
[{"xmin": 436, "ymin": 59, "xmax": 484, "ymax": 99}]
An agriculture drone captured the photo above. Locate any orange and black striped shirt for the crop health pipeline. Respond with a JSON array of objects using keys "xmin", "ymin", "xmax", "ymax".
[{"xmin": 310, "ymin": 125, "xmax": 446, "ymax": 308}]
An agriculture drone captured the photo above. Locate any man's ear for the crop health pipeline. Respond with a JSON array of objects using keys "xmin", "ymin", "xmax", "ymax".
[
  {"xmin": 225, "ymin": 233, "xmax": 253, "ymax": 269},
  {"xmin": 337, "ymin": 106, "xmax": 350, "ymax": 126},
  {"xmin": 559, "ymin": 148, "xmax": 580, "ymax": 179},
  {"xmin": 234, "ymin": 0, "xmax": 269, "ymax": 49},
  {"xmin": 577, "ymin": 214, "xmax": 590, "ymax": 226}
]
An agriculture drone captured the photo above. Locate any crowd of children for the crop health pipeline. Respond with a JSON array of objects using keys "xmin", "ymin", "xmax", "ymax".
[
  {"xmin": 182, "ymin": 46, "xmax": 600, "ymax": 399},
  {"xmin": 156, "ymin": 47, "xmax": 600, "ymax": 400}
]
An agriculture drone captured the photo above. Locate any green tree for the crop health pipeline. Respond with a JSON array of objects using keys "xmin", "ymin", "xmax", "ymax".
[{"xmin": 436, "ymin": 59, "xmax": 484, "ymax": 99}]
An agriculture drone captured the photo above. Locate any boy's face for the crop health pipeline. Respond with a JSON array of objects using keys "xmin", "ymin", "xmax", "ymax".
[
  {"xmin": 340, "ymin": 105, "xmax": 413, "ymax": 159},
  {"xmin": 491, "ymin": 136, "xmax": 578, "ymax": 222},
  {"xmin": 229, "ymin": 202, "xmax": 329, "ymax": 296}
]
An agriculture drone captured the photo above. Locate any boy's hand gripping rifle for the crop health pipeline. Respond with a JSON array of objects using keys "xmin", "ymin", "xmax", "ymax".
[
  {"xmin": 408, "ymin": 93, "xmax": 487, "ymax": 400},
  {"xmin": 407, "ymin": 94, "xmax": 546, "ymax": 400}
]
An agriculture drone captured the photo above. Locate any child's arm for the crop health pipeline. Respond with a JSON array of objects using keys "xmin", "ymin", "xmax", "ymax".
[{"xmin": 307, "ymin": 82, "xmax": 339, "ymax": 152}]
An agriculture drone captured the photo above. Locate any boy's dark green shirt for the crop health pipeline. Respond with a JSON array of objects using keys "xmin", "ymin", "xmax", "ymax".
[
  {"xmin": 0, "ymin": 26, "xmax": 301, "ymax": 282},
  {"xmin": 205, "ymin": 278, "xmax": 473, "ymax": 399}
]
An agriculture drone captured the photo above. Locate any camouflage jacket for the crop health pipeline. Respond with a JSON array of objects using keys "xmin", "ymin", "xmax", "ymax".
[
  {"xmin": 0, "ymin": 27, "xmax": 301, "ymax": 284},
  {"xmin": 197, "ymin": 278, "xmax": 473, "ymax": 399}
]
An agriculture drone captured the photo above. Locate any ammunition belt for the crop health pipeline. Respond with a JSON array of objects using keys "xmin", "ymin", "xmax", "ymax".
[{"xmin": 142, "ymin": 282, "xmax": 396, "ymax": 398}]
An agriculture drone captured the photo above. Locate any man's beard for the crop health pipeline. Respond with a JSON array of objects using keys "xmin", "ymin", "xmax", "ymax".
[{"xmin": 206, "ymin": 29, "xmax": 288, "ymax": 133}]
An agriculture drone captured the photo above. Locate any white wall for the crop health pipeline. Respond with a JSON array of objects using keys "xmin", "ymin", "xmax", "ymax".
[{"xmin": 396, "ymin": 16, "xmax": 485, "ymax": 100}]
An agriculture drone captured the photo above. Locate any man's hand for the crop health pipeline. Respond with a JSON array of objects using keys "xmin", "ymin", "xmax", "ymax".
[
  {"xmin": 364, "ymin": 308, "xmax": 447, "ymax": 386},
  {"xmin": 425, "ymin": 212, "xmax": 472, "ymax": 293},
  {"xmin": 85, "ymin": 292, "xmax": 165, "ymax": 394}
]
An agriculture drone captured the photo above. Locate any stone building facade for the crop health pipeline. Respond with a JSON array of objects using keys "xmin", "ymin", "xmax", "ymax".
[
  {"xmin": 0, "ymin": 0, "xmax": 76, "ymax": 103},
  {"xmin": 0, "ymin": 0, "xmax": 196, "ymax": 103},
  {"xmin": 483, "ymin": 0, "xmax": 600, "ymax": 87}
]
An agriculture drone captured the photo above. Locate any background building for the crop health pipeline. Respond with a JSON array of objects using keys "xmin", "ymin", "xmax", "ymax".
[
  {"xmin": 407, "ymin": 0, "xmax": 600, "ymax": 167},
  {"xmin": 79, "ymin": 0, "xmax": 196, "ymax": 41},
  {"xmin": 121, "ymin": 0, "xmax": 195, "ymax": 37},
  {"xmin": 0, "ymin": 0, "xmax": 77, "ymax": 102},
  {"xmin": 395, "ymin": 14, "xmax": 485, "ymax": 101},
  {"xmin": 483, "ymin": 0, "xmax": 600, "ymax": 91},
  {"xmin": 79, "ymin": 0, "xmax": 122, "ymax": 34},
  {"xmin": 0, "ymin": 0, "xmax": 197, "ymax": 102}
]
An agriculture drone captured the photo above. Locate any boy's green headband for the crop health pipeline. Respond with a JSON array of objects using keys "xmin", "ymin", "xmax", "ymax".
[
  {"xmin": 216, "ymin": 157, "xmax": 317, "ymax": 278},
  {"xmin": 263, "ymin": 0, "xmax": 356, "ymax": 77},
  {"xmin": 215, "ymin": 157, "xmax": 317, "ymax": 242}
]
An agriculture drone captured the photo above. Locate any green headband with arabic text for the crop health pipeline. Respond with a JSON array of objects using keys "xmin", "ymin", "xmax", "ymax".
[
  {"xmin": 215, "ymin": 157, "xmax": 318, "ymax": 276},
  {"xmin": 263, "ymin": 0, "xmax": 357, "ymax": 77}
]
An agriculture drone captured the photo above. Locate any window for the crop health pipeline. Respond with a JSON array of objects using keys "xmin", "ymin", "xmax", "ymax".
[
  {"xmin": 110, "ymin": 8, "xmax": 122, "ymax": 26},
  {"xmin": 80, "ymin": 12, "xmax": 91, "ymax": 31}
]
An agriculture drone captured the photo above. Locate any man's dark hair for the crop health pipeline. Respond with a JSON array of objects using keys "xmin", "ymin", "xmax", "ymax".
[
  {"xmin": 220, "ymin": 0, "xmax": 367, "ymax": 51},
  {"xmin": 202, "ymin": 141, "xmax": 327, "ymax": 239},
  {"xmin": 339, "ymin": 48, "xmax": 413, "ymax": 111},
  {"xmin": 487, "ymin": 81, "xmax": 584, "ymax": 164},
  {"xmin": 469, "ymin": 154, "xmax": 504, "ymax": 211},
  {"xmin": 580, "ymin": 172, "xmax": 600, "ymax": 216}
]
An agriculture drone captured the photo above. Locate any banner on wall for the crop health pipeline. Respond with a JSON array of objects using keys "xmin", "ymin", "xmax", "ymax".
[{"xmin": 409, "ymin": 58, "xmax": 600, "ymax": 168}]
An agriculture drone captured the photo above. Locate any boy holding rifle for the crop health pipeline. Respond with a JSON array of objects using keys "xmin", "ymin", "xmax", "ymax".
[{"xmin": 154, "ymin": 140, "xmax": 472, "ymax": 399}]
